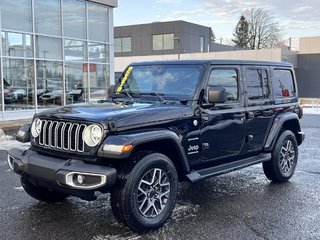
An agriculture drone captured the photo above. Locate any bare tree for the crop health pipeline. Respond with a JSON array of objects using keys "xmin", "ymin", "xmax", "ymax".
[{"xmin": 244, "ymin": 8, "xmax": 282, "ymax": 50}]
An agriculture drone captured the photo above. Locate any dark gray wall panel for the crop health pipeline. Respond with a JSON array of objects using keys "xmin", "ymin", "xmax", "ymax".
[{"xmin": 297, "ymin": 54, "xmax": 320, "ymax": 98}]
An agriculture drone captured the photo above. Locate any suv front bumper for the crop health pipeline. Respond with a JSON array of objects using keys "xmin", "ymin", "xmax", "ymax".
[{"xmin": 7, "ymin": 148, "xmax": 117, "ymax": 200}]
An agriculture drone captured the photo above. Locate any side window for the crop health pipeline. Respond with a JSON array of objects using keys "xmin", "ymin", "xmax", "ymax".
[
  {"xmin": 272, "ymin": 69, "xmax": 295, "ymax": 98},
  {"xmin": 208, "ymin": 69, "xmax": 239, "ymax": 102},
  {"xmin": 245, "ymin": 69, "xmax": 270, "ymax": 101}
]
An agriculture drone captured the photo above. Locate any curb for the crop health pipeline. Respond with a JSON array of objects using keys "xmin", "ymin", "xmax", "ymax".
[{"xmin": 0, "ymin": 119, "xmax": 32, "ymax": 134}]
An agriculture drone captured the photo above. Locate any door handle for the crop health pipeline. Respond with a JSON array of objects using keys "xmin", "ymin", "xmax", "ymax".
[
  {"xmin": 262, "ymin": 110, "xmax": 274, "ymax": 116},
  {"xmin": 247, "ymin": 112, "xmax": 254, "ymax": 119},
  {"xmin": 234, "ymin": 113, "xmax": 245, "ymax": 120}
]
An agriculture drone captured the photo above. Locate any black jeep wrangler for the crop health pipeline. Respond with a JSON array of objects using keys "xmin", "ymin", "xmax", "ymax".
[{"xmin": 7, "ymin": 60, "xmax": 305, "ymax": 233}]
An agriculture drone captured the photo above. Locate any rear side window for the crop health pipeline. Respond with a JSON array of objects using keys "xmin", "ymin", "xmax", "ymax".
[
  {"xmin": 272, "ymin": 69, "xmax": 295, "ymax": 98},
  {"xmin": 208, "ymin": 69, "xmax": 238, "ymax": 102},
  {"xmin": 245, "ymin": 69, "xmax": 270, "ymax": 101}
]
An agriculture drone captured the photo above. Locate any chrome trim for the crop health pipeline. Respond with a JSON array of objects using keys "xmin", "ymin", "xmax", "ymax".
[
  {"xmin": 7, "ymin": 154, "xmax": 14, "ymax": 171},
  {"xmin": 65, "ymin": 172, "xmax": 107, "ymax": 190},
  {"xmin": 36, "ymin": 120, "xmax": 87, "ymax": 153}
]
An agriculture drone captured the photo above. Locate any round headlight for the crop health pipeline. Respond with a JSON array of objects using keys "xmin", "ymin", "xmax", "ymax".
[
  {"xmin": 83, "ymin": 124, "xmax": 103, "ymax": 147},
  {"xmin": 31, "ymin": 118, "xmax": 42, "ymax": 138}
]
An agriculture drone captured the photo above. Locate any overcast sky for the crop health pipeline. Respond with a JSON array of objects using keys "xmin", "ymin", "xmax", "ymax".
[{"xmin": 114, "ymin": 0, "xmax": 320, "ymax": 44}]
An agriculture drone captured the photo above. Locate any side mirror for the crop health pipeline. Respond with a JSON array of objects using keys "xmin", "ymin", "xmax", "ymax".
[
  {"xmin": 208, "ymin": 86, "xmax": 227, "ymax": 104},
  {"xmin": 16, "ymin": 124, "xmax": 31, "ymax": 143}
]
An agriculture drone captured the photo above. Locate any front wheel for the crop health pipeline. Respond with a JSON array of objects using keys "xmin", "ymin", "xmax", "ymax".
[
  {"xmin": 110, "ymin": 152, "xmax": 178, "ymax": 233},
  {"xmin": 263, "ymin": 130, "xmax": 298, "ymax": 182}
]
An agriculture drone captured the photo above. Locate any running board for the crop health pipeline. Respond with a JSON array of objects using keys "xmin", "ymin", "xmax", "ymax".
[{"xmin": 186, "ymin": 153, "xmax": 271, "ymax": 182}]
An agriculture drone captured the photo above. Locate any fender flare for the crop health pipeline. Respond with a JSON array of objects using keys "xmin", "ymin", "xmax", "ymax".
[
  {"xmin": 264, "ymin": 112, "xmax": 302, "ymax": 151},
  {"xmin": 98, "ymin": 129, "xmax": 190, "ymax": 173}
]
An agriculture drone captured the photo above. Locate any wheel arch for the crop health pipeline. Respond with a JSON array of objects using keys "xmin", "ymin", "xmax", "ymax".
[
  {"xmin": 264, "ymin": 112, "xmax": 304, "ymax": 152},
  {"xmin": 98, "ymin": 130, "xmax": 190, "ymax": 178}
]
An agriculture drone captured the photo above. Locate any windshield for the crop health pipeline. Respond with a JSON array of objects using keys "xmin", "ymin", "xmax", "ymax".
[{"xmin": 114, "ymin": 64, "xmax": 204, "ymax": 99}]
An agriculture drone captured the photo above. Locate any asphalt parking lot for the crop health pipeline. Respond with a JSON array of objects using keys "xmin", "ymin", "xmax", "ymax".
[{"xmin": 0, "ymin": 114, "xmax": 319, "ymax": 240}]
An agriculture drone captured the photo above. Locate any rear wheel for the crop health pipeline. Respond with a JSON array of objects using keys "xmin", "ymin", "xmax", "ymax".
[
  {"xmin": 20, "ymin": 177, "xmax": 68, "ymax": 203},
  {"xmin": 263, "ymin": 130, "xmax": 298, "ymax": 182},
  {"xmin": 110, "ymin": 152, "xmax": 178, "ymax": 233}
]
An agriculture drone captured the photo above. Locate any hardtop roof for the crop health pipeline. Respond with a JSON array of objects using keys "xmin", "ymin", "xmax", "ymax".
[{"xmin": 130, "ymin": 59, "xmax": 293, "ymax": 68}]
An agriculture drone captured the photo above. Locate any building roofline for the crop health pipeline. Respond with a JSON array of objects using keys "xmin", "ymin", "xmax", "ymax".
[
  {"xmin": 115, "ymin": 20, "xmax": 211, "ymax": 29},
  {"xmin": 88, "ymin": 0, "xmax": 118, "ymax": 7}
]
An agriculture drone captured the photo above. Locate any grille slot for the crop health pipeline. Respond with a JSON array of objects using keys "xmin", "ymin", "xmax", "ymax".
[{"xmin": 38, "ymin": 120, "xmax": 87, "ymax": 153}]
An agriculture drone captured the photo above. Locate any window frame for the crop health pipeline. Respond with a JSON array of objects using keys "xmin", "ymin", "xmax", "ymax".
[
  {"xmin": 244, "ymin": 66, "xmax": 271, "ymax": 103},
  {"xmin": 206, "ymin": 67, "xmax": 241, "ymax": 104},
  {"xmin": 271, "ymin": 68, "xmax": 296, "ymax": 101},
  {"xmin": 152, "ymin": 33, "xmax": 174, "ymax": 51},
  {"xmin": 114, "ymin": 37, "xmax": 132, "ymax": 53}
]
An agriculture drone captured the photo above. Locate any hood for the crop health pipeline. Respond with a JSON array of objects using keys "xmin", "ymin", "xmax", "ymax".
[{"xmin": 36, "ymin": 101, "xmax": 191, "ymax": 130}]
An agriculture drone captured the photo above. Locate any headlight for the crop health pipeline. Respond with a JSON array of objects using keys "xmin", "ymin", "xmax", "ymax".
[
  {"xmin": 31, "ymin": 118, "xmax": 42, "ymax": 138},
  {"xmin": 83, "ymin": 124, "xmax": 103, "ymax": 147}
]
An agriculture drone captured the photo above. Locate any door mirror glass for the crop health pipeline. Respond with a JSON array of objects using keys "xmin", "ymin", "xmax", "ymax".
[{"xmin": 208, "ymin": 86, "xmax": 226, "ymax": 104}]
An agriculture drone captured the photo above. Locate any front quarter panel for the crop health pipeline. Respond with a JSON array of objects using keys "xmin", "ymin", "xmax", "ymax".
[{"xmin": 98, "ymin": 129, "xmax": 190, "ymax": 173}]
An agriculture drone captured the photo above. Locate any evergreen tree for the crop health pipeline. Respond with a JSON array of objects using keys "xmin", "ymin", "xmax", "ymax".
[{"xmin": 232, "ymin": 15, "xmax": 249, "ymax": 48}]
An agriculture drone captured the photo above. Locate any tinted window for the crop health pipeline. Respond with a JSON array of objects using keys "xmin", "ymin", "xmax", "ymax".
[
  {"xmin": 272, "ymin": 69, "xmax": 295, "ymax": 98},
  {"xmin": 208, "ymin": 69, "xmax": 238, "ymax": 102},
  {"xmin": 246, "ymin": 69, "xmax": 270, "ymax": 100}
]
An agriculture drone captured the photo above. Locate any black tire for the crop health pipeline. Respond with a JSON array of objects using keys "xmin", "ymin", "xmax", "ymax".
[
  {"xmin": 20, "ymin": 177, "xmax": 68, "ymax": 203},
  {"xmin": 110, "ymin": 152, "xmax": 178, "ymax": 233},
  {"xmin": 263, "ymin": 130, "xmax": 298, "ymax": 182}
]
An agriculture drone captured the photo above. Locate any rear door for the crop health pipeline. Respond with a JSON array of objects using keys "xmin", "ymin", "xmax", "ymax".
[{"xmin": 244, "ymin": 66, "xmax": 275, "ymax": 152}]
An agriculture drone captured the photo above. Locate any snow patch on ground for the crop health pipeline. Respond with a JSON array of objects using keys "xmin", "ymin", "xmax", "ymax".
[
  {"xmin": 303, "ymin": 108, "xmax": 320, "ymax": 115},
  {"xmin": 0, "ymin": 139, "xmax": 30, "ymax": 150}
]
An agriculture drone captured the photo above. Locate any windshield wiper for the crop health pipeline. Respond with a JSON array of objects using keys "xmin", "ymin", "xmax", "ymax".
[
  {"xmin": 148, "ymin": 92, "xmax": 167, "ymax": 104},
  {"xmin": 121, "ymin": 91, "xmax": 134, "ymax": 101}
]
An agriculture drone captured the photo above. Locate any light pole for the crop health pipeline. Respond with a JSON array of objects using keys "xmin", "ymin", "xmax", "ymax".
[{"xmin": 174, "ymin": 37, "xmax": 181, "ymax": 60}]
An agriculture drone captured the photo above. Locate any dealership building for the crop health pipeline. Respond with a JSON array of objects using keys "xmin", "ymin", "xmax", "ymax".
[{"xmin": 0, "ymin": 0, "xmax": 117, "ymax": 120}]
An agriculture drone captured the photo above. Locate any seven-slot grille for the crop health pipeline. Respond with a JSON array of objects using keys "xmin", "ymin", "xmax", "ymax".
[{"xmin": 38, "ymin": 120, "xmax": 87, "ymax": 152}]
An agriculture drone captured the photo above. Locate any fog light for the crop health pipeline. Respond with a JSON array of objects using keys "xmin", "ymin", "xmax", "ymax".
[
  {"xmin": 65, "ymin": 172, "xmax": 107, "ymax": 189},
  {"xmin": 77, "ymin": 174, "xmax": 85, "ymax": 184}
]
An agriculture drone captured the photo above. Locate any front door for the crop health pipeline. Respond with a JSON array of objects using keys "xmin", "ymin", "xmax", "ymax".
[{"xmin": 199, "ymin": 66, "xmax": 246, "ymax": 164}]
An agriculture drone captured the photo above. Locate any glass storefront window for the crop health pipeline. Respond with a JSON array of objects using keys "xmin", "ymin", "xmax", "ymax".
[
  {"xmin": 89, "ymin": 64, "xmax": 110, "ymax": 101},
  {"xmin": 89, "ymin": 42, "xmax": 109, "ymax": 63},
  {"xmin": 34, "ymin": 0, "xmax": 61, "ymax": 36},
  {"xmin": 0, "ymin": 1, "xmax": 112, "ymax": 115},
  {"xmin": 1, "ymin": 0, "xmax": 32, "ymax": 32},
  {"xmin": 65, "ymin": 63, "xmax": 88, "ymax": 104},
  {"xmin": 1, "ymin": 32, "xmax": 33, "ymax": 58},
  {"xmin": 36, "ymin": 61, "xmax": 63, "ymax": 108},
  {"xmin": 88, "ymin": 3, "xmax": 109, "ymax": 42},
  {"xmin": 2, "ymin": 59, "xmax": 35, "ymax": 110},
  {"xmin": 65, "ymin": 39, "xmax": 87, "ymax": 61},
  {"xmin": 36, "ymin": 36, "xmax": 62, "ymax": 60},
  {"xmin": 63, "ymin": 0, "xmax": 86, "ymax": 39}
]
